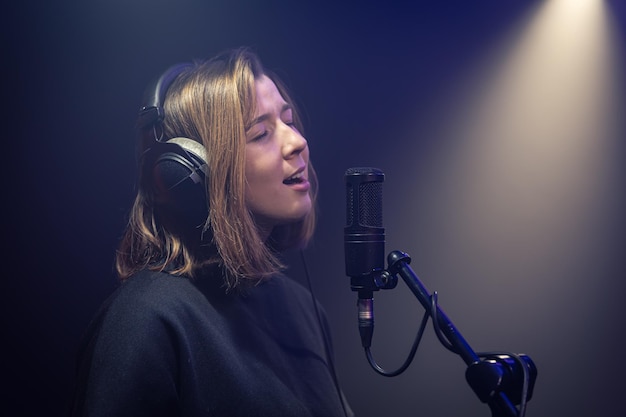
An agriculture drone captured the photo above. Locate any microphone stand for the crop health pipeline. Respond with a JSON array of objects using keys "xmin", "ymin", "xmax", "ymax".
[{"xmin": 384, "ymin": 250, "xmax": 537, "ymax": 417}]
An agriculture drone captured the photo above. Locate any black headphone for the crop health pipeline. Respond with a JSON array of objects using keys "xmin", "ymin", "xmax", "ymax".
[{"xmin": 136, "ymin": 63, "xmax": 210, "ymax": 231}]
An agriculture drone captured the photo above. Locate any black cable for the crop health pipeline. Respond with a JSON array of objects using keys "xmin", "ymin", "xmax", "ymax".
[
  {"xmin": 364, "ymin": 289, "xmax": 457, "ymax": 376},
  {"xmin": 357, "ymin": 273, "xmax": 531, "ymax": 416},
  {"xmin": 430, "ymin": 291, "xmax": 460, "ymax": 354},
  {"xmin": 299, "ymin": 250, "xmax": 350, "ymax": 417},
  {"xmin": 365, "ymin": 306, "xmax": 430, "ymax": 377}
]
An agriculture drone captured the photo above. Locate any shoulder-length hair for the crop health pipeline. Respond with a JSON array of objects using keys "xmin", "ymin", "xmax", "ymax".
[{"xmin": 115, "ymin": 48, "xmax": 317, "ymax": 290}]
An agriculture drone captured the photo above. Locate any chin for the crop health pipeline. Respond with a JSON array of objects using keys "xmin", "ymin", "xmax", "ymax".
[
  {"xmin": 292, "ymin": 203, "xmax": 313, "ymax": 221},
  {"xmin": 280, "ymin": 213, "xmax": 309, "ymax": 226},
  {"xmin": 255, "ymin": 199, "xmax": 312, "ymax": 226}
]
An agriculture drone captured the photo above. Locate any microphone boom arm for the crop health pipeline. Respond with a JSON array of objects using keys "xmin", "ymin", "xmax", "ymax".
[{"xmin": 385, "ymin": 250, "xmax": 537, "ymax": 417}]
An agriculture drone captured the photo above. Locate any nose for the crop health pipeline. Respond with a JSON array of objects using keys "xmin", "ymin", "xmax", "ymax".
[{"xmin": 281, "ymin": 124, "xmax": 308, "ymax": 159}]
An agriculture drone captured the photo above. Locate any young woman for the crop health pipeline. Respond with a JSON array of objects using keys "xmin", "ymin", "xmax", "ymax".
[{"xmin": 70, "ymin": 47, "xmax": 352, "ymax": 417}]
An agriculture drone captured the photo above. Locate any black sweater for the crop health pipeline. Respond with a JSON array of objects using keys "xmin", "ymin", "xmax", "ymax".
[{"xmin": 71, "ymin": 269, "xmax": 352, "ymax": 417}]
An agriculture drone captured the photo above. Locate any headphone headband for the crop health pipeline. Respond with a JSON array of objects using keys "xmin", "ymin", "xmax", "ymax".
[{"xmin": 137, "ymin": 62, "xmax": 193, "ymax": 131}]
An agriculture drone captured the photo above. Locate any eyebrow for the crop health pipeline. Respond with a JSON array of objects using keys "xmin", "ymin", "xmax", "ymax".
[{"xmin": 247, "ymin": 103, "xmax": 292, "ymax": 129}]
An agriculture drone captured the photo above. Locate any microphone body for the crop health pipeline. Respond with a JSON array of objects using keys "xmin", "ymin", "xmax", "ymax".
[{"xmin": 344, "ymin": 167, "xmax": 385, "ymax": 348}]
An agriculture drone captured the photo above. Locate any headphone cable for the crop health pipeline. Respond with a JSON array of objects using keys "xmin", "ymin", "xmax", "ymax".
[{"xmin": 300, "ymin": 249, "xmax": 350, "ymax": 417}]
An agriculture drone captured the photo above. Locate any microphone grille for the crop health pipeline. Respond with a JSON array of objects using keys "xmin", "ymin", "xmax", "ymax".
[
  {"xmin": 345, "ymin": 167, "xmax": 384, "ymax": 228},
  {"xmin": 359, "ymin": 181, "xmax": 383, "ymax": 227},
  {"xmin": 347, "ymin": 183, "xmax": 355, "ymax": 226}
]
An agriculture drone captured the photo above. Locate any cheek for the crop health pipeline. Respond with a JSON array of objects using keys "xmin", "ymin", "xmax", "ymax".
[
  {"xmin": 244, "ymin": 156, "xmax": 275, "ymax": 203},
  {"xmin": 245, "ymin": 156, "xmax": 266, "ymax": 186},
  {"xmin": 244, "ymin": 150, "xmax": 260, "ymax": 183}
]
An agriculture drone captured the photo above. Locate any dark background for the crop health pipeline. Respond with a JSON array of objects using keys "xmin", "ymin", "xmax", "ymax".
[{"xmin": 4, "ymin": 1, "xmax": 625, "ymax": 416}]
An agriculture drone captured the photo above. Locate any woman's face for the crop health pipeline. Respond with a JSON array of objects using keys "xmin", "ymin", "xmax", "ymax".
[{"xmin": 244, "ymin": 75, "xmax": 312, "ymax": 237}]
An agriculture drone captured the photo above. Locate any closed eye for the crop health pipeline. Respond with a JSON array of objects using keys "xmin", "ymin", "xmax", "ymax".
[{"xmin": 251, "ymin": 130, "xmax": 268, "ymax": 142}]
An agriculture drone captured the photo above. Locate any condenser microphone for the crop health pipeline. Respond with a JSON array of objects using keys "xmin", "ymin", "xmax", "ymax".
[{"xmin": 344, "ymin": 167, "xmax": 385, "ymax": 348}]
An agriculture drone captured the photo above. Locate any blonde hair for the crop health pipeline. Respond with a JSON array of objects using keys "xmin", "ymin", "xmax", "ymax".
[{"xmin": 115, "ymin": 48, "xmax": 317, "ymax": 290}]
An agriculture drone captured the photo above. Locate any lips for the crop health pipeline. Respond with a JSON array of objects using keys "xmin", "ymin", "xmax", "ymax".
[{"xmin": 283, "ymin": 168, "xmax": 306, "ymax": 185}]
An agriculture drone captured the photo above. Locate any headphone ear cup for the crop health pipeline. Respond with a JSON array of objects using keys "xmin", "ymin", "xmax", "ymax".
[{"xmin": 148, "ymin": 137, "xmax": 209, "ymax": 230}]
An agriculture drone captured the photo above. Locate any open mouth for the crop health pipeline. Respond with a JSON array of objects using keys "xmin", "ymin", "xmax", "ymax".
[{"xmin": 283, "ymin": 172, "xmax": 305, "ymax": 185}]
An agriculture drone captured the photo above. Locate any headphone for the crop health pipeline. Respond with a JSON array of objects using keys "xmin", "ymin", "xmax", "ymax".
[{"xmin": 136, "ymin": 63, "xmax": 210, "ymax": 231}]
